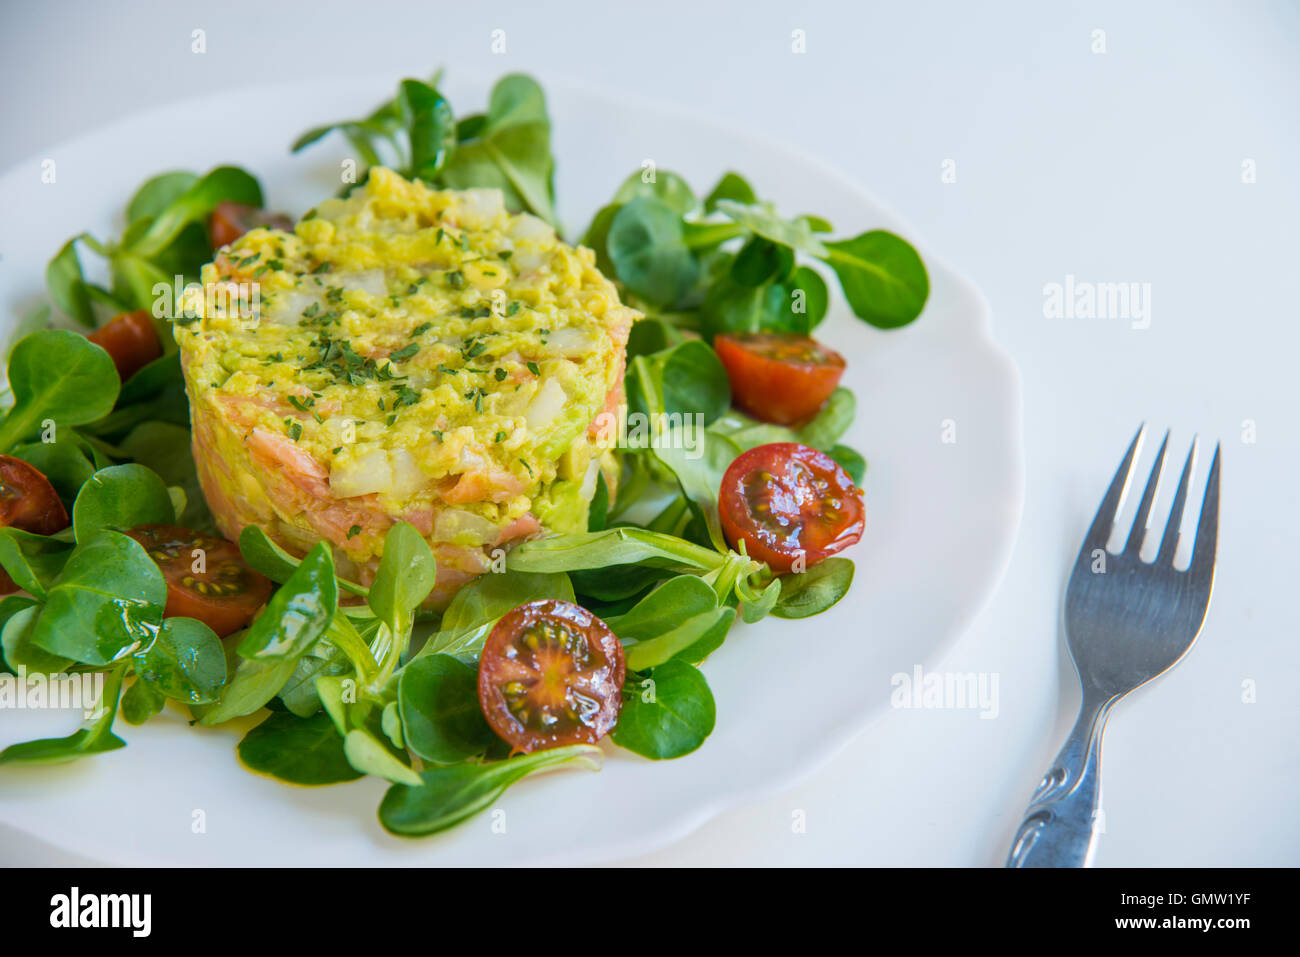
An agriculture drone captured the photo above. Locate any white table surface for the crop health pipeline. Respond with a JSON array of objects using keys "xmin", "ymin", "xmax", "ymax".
[{"xmin": 1, "ymin": 0, "xmax": 1296, "ymax": 867}]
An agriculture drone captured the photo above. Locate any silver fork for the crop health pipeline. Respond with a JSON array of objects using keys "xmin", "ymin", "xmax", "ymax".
[{"xmin": 1005, "ymin": 425, "xmax": 1220, "ymax": 868}]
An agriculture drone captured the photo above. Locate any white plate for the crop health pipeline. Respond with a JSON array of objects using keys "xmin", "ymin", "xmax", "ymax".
[{"xmin": 0, "ymin": 74, "xmax": 1023, "ymax": 866}]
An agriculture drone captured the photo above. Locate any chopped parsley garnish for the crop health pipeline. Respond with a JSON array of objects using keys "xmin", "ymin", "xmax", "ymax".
[
  {"xmin": 505, "ymin": 301, "xmax": 521, "ymax": 316},
  {"xmin": 464, "ymin": 387, "xmax": 487, "ymax": 413},
  {"xmin": 499, "ymin": 250, "xmax": 513, "ymax": 260},
  {"xmin": 302, "ymin": 333, "xmax": 401, "ymax": 386},
  {"xmin": 287, "ymin": 395, "xmax": 314, "ymax": 412},
  {"xmin": 519, "ymin": 459, "xmax": 534, "ymax": 477},
  {"xmin": 393, "ymin": 385, "xmax": 420, "ymax": 407},
  {"xmin": 389, "ymin": 343, "xmax": 420, "ymax": 361},
  {"xmin": 446, "ymin": 269, "xmax": 465, "ymax": 289},
  {"xmin": 288, "ymin": 421, "xmax": 303, "ymax": 441},
  {"xmin": 461, "ymin": 335, "xmax": 489, "ymax": 358},
  {"xmin": 493, "ymin": 367, "xmax": 508, "ymax": 381},
  {"xmin": 302, "ymin": 302, "xmax": 321, "ymax": 319},
  {"xmin": 312, "ymin": 261, "xmax": 332, "ymax": 274},
  {"xmin": 494, "ymin": 431, "xmax": 507, "ymax": 443},
  {"xmin": 459, "ymin": 305, "xmax": 491, "ymax": 319},
  {"xmin": 347, "ymin": 525, "xmax": 361, "ymax": 539},
  {"xmin": 526, "ymin": 361, "xmax": 541, "ymax": 376},
  {"xmin": 411, "ymin": 321, "xmax": 433, "ymax": 336}
]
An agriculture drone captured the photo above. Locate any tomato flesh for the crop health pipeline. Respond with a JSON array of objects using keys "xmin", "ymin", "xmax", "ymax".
[
  {"xmin": 88, "ymin": 310, "xmax": 163, "ymax": 381},
  {"xmin": 714, "ymin": 332, "xmax": 846, "ymax": 426},
  {"xmin": 0, "ymin": 455, "xmax": 71, "ymax": 594},
  {"xmin": 478, "ymin": 599, "xmax": 625, "ymax": 753},
  {"xmin": 125, "ymin": 524, "xmax": 272, "ymax": 637},
  {"xmin": 210, "ymin": 202, "xmax": 293, "ymax": 249},
  {"xmin": 719, "ymin": 442, "xmax": 864, "ymax": 573},
  {"xmin": 0, "ymin": 455, "xmax": 69, "ymax": 536}
]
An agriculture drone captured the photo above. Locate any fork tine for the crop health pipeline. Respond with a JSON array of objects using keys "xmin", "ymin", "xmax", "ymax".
[
  {"xmin": 1188, "ymin": 443, "xmax": 1220, "ymax": 583},
  {"xmin": 1081, "ymin": 424, "xmax": 1145, "ymax": 552},
  {"xmin": 1124, "ymin": 429, "xmax": 1169, "ymax": 555},
  {"xmin": 1156, "ymin": 438, "xmax": 1197, "ymax": 565}
]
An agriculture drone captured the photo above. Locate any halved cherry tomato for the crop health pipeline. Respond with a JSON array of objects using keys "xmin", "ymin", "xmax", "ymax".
[
  {"xmin": 478, "ymin": 599, "xmax": 625, "ymax": 753},
  {"xmin": 88, "ymin": 310, "xmax": 163, "ymax": 381},
  {"xmin": 0, "ymin": 455, "xmax": 71, "ymax": 594},
  {"xmin": 209, "ymin": 202, "xmax": 293, "ymax": 249},
  {"xmin": 719, "ymin": 442, "xmax": 864, "ymax": 573},
  {"xmin": 714, "ymin": 332, "xmax": 846, "ymax": 426},
  {"xmin": 125, "ymin": 524, "xmax": 272, "ymax": 637},
  {"xmin": 0, "ymin": 455, "xmax": 69, "ymax": 536}
]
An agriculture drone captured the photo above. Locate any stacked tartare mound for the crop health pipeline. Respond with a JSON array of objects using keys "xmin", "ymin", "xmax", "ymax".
[{"xmin": 176, "ymin": 167, "xmax": 637, "ymax": 606}]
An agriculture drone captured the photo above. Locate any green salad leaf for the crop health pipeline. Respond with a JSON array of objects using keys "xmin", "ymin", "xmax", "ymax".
[
  {"xmin": 0, "ymin": 665, "xmax": 127, "ymax": 766},
  {"xmin": 45, "ymin": 238, "xmax": 96, "ymax": 327},
  {"xmin": 607, "ymin": 197, "xmax": 700, "ymax": 307},
  {"xmin": 367, "ymin": 522, "xmax": 436, "ymax": 646},
  {"xmin": 0, "ymin": 330, "xmax": 119, "ymax": 452},
  {"xmin": 378, "ymin": 745, "xmax": 602, "ymax": 836},
  {"xmin": 237, "ymin": 543, "xmax": 338, "ymax": 661},
  {"xmin": 399, "ymin": 654, "xmax": 494, "ymax": 765},
  {"xmin": 238, "ymin": 711, "xmax": 363, "ymax": 786},
  {"xmin": 1, "ymin": 603, "xmax": 70, "ymax": 675},
  {"xmin": 583, "ymin": 166, "xmax": 928, "ymax": 334},
  {"xmin": 441, "ymin": 74, "xmax": 557, "ymax": 224},
  {"xmin": 133, "ymin": 616, "xmax": 226, "ymax": 703},
  {"xmin": 29, "ymin": 531, "xmax": 166, "ymax": 666},
  {"xmin": 613, "ymin": 660, "xmax": 716, "ymax": 760},
  {"xmin": 821, "ymin": 230, "xmax": 929, "ymax": 329},
  {"xmin": 293, "ymin": 72, "xmax": 558, "ymax": 224},
  {"xmin": 71, "ymin": 463, "xmax": 174, "ymax": 543},
  {"xmin": 772, "ymin": 558, "xmax": 855, "ymax": 619},
  {"xmin": 130, "ymin": 166, "xmax": 263, "ymax": 258}
]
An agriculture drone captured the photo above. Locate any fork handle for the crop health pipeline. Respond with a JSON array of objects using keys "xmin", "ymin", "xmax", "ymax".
[{"xmin": 1005, "ymin": 697, "xmax": 1113, "ymax": 867}]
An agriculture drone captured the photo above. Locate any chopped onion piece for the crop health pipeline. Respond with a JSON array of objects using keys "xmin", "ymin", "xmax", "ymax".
[
  {"xmin": 434, "ymin": 508, "xmax": 500, "ymax": 544},
  {"xmin": 338, "ymin": 269, "xmax": 387, "ymax": 298},
  {"xmin": 545, "ymin": 326, "xmax": 594, "ymax": 357},
  {"xmin": 525, "ymin": 378, "xmax": 567, "ymax": 430},
  {"xmin": 457, "ymin": 189, "xmax": 506, "ymax": 228},
  {"xmin": 388, "ymin": 449, "xmax": 427, "ymax": 499},
  {"xmin": 330, "ymin": 449, "xmax": 391, "ymax": 498},
  {"xmin": 507, "ymin": 213, "xmax": 554, "ymax": 243}
]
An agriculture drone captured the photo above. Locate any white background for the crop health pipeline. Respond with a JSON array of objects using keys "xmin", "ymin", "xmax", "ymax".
[{"xmin": 1, "ymin": 0, "xmax": 1297, "ymax": 866}]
